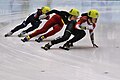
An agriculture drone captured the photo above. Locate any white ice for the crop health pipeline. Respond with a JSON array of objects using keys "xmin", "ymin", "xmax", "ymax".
[{"xmin": 0, "ymin": 0, "xmax": 120, "ymax": 80}]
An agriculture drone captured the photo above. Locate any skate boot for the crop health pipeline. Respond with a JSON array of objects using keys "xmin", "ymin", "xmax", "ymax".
[
  {"xmin": 5, "ymin": 31, "xmax": 13, "ymax": 37},
  {"xmin": 59, "ymin": 42, "xmax": 73, "ymax": 50},
  {"xmin": 18, "ymin": 30, "xmax": 26, "ymax": 37},
  {"xmin": 41, "ymin": 43, "xmax": 52, "ymax": 50},
  {"xmin": 69, "ymin": 42, "xmax": 73, "ymax": 47},
  {"xmin": 35, "ymin": 35, "xmax": 45, "ymax": 43},
  {"xmin": 21, "ymin": 35, "xmax": 31, "ymax": 42}
]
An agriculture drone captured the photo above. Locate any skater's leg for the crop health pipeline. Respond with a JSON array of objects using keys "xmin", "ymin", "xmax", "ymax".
[
  {"xmin": 35, "ymin": 15, "xmax": 64, "ymax": 42},
  {"xmin": 51, "ymin": 31, "xmax": 71, "ymax": 45},
  {"xmin": 51, "ymin": 20, "xmax": 77, "ymax": 45},
  {"xmin": 60, "ymin": 30, "xmax": 85, "ymax": 50},
  {"xmin": 41, "ymin": 20, "xmax": 76, "ymax": 50},
  {"xmin": 11, "ymin": 15, "xmax": 31, "ymax": 33},
  {"xmin": 25, "ymin": 20, "xmax": 41, "ymax": 33},
  {"xmin": 11, "ymin": 21, "xmax": 28, "ymax": 33},
  {"xmin": 41, "ymin": 31, "xmax": 71, "ymax": 50},
  {"xmin": 5, "ymin": 20, "xmax": 29, "ymax": 37},
  {"xmin": 43, "ymin": 24, "xmax": 62, "ymax": 38},
  {"xmin": 68, "ymin": 30, "xmax": 86, "ymax": 43},
  {"xmin": 21, "ymin": 16, "xmax": 58, "ymax": 42},
  {"xmin": 29, "ymin": 17, "xmax": 58, "ymax": 38},
  {"xmin": 35, "ymin": 24, "xmax": 63, "ymax": 42}
]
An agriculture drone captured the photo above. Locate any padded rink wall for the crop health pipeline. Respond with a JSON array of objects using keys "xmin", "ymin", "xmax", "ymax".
[{"xmin": 0, "ymin": 0, "xmax": 120, "ymax": 23}]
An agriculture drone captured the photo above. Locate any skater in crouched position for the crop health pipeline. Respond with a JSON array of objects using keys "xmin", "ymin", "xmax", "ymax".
[
  {"xmin": 21, "ymin": 8, "xmax": 80, "ymax": 42},
  {"xmin": 42, "ymin": 9, "xmax": 99, "ymax": 50},
  {"xmin": 5, "ymin": 6, "xmax": 51, "ymax": 37}
]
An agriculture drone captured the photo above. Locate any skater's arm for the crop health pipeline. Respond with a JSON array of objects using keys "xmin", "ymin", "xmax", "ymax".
[
  {"xmin": 89, "ymin": 25, "xmax": 98, "ymax": 48},
  {"xmin": 90, "ymin": 31, "xmax": 94, "ymax": 45},
  {"xmin": 46, "ymin": 10, "xmax": 69, "ymax": 17},
  {"xmin": 39, "ymin": 9, "xmax": 60, "ymax": 20},
  {"xmin": 46, "ymin": 9, "xmax": 69, "ymax": 15},
  {"xmin": 39, "ymin": 10, "xmax": 70, "ymax": 24},
  {"xmin": 75, "ymin": 16, "xmax": 87, "ymax": 30},
  {"xmin": 46, "ymin": 9, "xmax": 61, "ymax": 15}
]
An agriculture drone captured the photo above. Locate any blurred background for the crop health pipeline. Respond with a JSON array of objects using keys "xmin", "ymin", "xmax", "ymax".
[{"xmin": 0, "ymin": 0, "xmax": 120, "ymax": 22}]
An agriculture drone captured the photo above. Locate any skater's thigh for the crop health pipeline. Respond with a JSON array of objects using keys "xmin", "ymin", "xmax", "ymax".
[{"xmin": 72, "ymin": 29, "xmax": 86, "ymax": 37}]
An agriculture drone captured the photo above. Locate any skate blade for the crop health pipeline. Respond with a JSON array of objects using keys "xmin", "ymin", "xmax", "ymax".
[
  {"xmin": 59, "ymin": 46, "xmax": 69, "ymax": 51},
  {"xmin": 21, "ymin": 39, "xmax": 26, "ymax": 42},
  {"xmin": 35, "ymin": 39, "xmax": 41, "ymax": 43},
  {"xmin": 41, "ymin": 46, "xmax": 48, "ymax": 51},
  {"xmin": 5, "ymin": 35, "xmax": 9, "ymax": 37},
  {"xmin": 5, "ymin": 34, "xmax": 11, "ymax": 37},
  {"xmin": 18, "ymin": 34, "xmax": 26, "ymax": 37}
]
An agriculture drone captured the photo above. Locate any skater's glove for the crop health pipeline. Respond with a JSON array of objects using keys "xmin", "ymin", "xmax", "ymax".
[
  {"xmin": 76, "ymin": 24, "xmax": 91, "ymax": 30},
  {"xmin": 40, "ymin": 21, "xmax": 42, "ymax": 24},
  {"xmin": 80, "ymin": 25, "xmax": 94, "ymax": 30},
  {"xmin": 88, "ymin": 25, "xmax": 94, "ymax": 30},
  {"xmin": 39, "ymin": 14, "xmax": 47, "ymax": 20},
  {"xmin": 92, "ymin": 43, "xmax": 98, "ymax": 48},
  {"xmin": 80, "ymin": 26, "xmax": 87, "ymax": 30},
  {"xmin": 76, "ymin": 24, "xmax": 87, "ymax": 30}
]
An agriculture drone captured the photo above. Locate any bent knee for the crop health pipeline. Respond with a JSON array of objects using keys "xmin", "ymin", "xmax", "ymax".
[{"xmin": 62, "ymin": 35, "xmax": 70, "ymax": 41}]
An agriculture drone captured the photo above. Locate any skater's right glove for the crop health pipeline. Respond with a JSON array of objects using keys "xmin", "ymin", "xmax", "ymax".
[
  {"xmin": 80, "ymin": 26, "xmax": 87, "ymax": 30},
  {"xmin": 80, "ymin": 25, "xmax": 93, "ymax": 30},
  {"xmin": 92, "ymin": 43, "xmax": 98, "ymax": 48},
  {"xmin": 39, "ymin": 14, "xmax": 47, "ymax": 20},
  {"xmin": 75, "ymin": 24, "xmax": 87, "ymax": 30}
]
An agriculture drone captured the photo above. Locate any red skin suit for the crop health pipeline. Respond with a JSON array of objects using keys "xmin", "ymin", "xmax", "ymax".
[{"xmin": 29, "ymin": 14, "xmax": 64, "ymax": 38}]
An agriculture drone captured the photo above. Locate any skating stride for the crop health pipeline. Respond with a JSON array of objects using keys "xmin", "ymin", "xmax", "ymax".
[
  {"xmin": 5, "ymin": 6, "xmax": 51, "ymax": 37},
  {"xmin": 21, "ymin": 8, "xmax": 80, "ymax": 42},
  {"xmin": 42, "ymin": 9, "xmax": 99, "ymax": 50}
]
